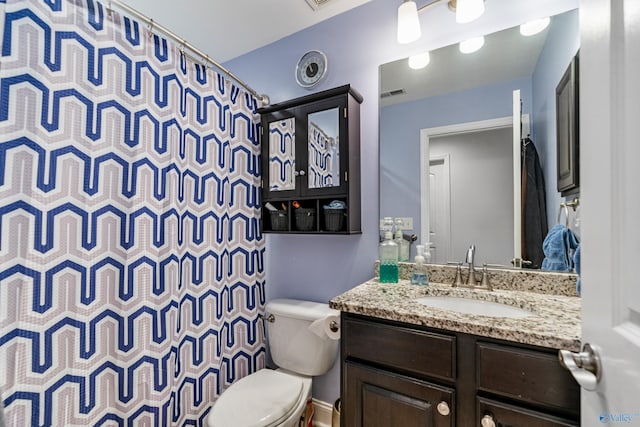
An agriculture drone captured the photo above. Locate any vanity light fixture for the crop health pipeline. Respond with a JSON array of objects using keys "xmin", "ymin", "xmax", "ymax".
[
  {"xmin": 397, "ymin": 0, "xmax": 486, "ymax": 44},
  {"xmin": 455, "ymin": 0, "xmax": 485, "ymax": 24},
  {"xmin": 459, "ymin": 35, "xmax": 485, "ymax": 54},
  {"xmin": 520, "ymin": 16, "xmax": 551, "ymax": 36},
  {"xmin": 408, "ymin": 52, "xmax": 431, "ymax": 69},
  {"xmin": 397, "ymin": 0, "xmax": 422, "ymax": 44}
]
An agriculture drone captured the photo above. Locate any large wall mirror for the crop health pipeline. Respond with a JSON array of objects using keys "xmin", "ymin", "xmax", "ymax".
[{"xmin": 379, "ymin": 8, "xmax": 579, "ymax": 268}]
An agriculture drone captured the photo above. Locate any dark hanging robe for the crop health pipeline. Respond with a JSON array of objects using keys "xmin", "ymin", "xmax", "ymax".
[{"xmin": 521, "ymin": 137, "xmax": 548, "ymax": 268}]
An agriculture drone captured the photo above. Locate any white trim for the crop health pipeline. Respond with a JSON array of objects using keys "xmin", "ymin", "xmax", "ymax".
[
  {"xmin": 512, "ymin": 90, "xmax": 522, "ymax": 266},
  {"xmin": 421, "ymin": 116, "xmax": 513, "ymax": 138},
  {"xmin": 424, "ymin": 154, "xmax": 451, "ymax": 263},
  {"xmin": 419, "ymin": 114, "xmax": 529, "ymax": 266},
  {"xmin": 312, "ymin": 398, "xmax": 334, "ymax": 427}
]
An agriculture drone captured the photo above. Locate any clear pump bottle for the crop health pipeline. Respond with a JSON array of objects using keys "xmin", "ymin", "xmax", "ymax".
[
  {"xmin": 411, "ymin": 244, "xmax": 429, "ymax": 285},
  {"xmin": 394, "ymin": 218, "xmax": 410, "ymax": 262},
  {"xmin": 379, "ymin": 217, "xmax": 399, "ymax": 283}
]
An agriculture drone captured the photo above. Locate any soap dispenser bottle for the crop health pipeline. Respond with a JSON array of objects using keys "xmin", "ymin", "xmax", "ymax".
[
  {"xmin": 394, "ymin": 218, "xmax": 410, "ymax": 262},
  {"xmin": 411, "ymin": 244, "xmax": 429, "ymax": 285},
  {"xmin": 379, "ymin": 217, "xmax": 399, "ymax": 283}
]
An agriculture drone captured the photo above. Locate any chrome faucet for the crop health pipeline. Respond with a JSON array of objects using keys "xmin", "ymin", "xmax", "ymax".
[
  {"xmin": 465, "ymin": 244, "xmax": 477, "ymax": 285},
  {"xmin": 450, "ymin": 245, "xmax": 493, "ymax": 291}
]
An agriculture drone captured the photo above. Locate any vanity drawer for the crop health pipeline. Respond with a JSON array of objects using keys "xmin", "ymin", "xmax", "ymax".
[
  {"xmin": 477, "ymin": 397, "xmax": 578, "ymax": 427},
  {"xmin": 476, "ymin": 342, "xmax": 580, "ymax": 414},
  {"xmin": 343, "ymin": 316, "xmax": 455, "ymax": 381}
]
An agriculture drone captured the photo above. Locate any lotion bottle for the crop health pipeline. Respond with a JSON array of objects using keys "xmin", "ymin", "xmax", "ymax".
[{"xmin": 411, "ymin": 244, "xmax": 429, "ymax": 285}]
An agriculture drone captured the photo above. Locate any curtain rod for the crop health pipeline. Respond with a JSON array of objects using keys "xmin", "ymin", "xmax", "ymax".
[{"xmin": 106, "ymin": 0, "xmax": 270, "ymax": 105}]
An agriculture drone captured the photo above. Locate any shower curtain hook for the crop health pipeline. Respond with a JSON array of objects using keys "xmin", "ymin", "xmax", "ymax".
[
  {"xmin": 146, "ymin": 19, "xmax": 154, "ymax": 38},
  {"xmin": 202, "ymin": 54, "xmax": 211, "ymax": 69},
  {"xmin": 106, "ymin": 1, "xmax": 113, "ymax": 18},
  {"xmin": 180, "ymin": 39, "xmax": 186, "ymax": 57}
]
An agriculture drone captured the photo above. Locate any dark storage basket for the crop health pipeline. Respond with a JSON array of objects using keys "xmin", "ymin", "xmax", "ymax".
[
  {"xmin": 269, "ymin": 210, "xmax": 288, "ymax": 231},
  {"xmin": 295, "ymin": 208, "xmax": 316, "ymax": 231},
  {"xmin": 324, "ymin": 208, "xmax": 346, "ymax": 232}
]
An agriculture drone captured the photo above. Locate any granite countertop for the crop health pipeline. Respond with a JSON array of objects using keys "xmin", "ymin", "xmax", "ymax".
[{"xmin": 329, "ymin": 279, "xmax": 581, "ymax": 352}]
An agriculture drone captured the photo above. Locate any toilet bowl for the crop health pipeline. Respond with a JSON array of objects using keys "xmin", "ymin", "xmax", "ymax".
[
  {"xmin": 207, "ymin": 369, "xmax": 311, "ymax": 427},
  {"xmin": 207, "ymin": 299, "xmax": 339, "ymax": 427}
]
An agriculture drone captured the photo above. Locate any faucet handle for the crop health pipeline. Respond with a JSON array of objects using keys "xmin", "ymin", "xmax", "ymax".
[
  {"xmin": 454, "ymin": 263, "xmax": 464, "ymax": 287},
  {"xmin": 480, "ymin": 264, "xmax": 493, "ymax": 291}
]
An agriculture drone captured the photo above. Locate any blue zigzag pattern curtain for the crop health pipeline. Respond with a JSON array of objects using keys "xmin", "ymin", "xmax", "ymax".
[{"xmin": 0, "ymin": 0, "xmax": 265, "ymax": 425}]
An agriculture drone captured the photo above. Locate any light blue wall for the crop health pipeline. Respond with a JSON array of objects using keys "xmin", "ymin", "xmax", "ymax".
[
  {"xmin": 224, "ymin": 0, "xmax": 579, "ymax": 405},
  {"xmin": 380, "ymin": 77, "xmax": 534, "ymax": 242},
  {"xmin": 530, "ymin": 9, "xmax": 580, "ymax": 226}
]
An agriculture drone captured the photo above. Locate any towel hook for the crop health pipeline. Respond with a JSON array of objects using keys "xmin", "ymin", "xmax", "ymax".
[
  {"xmin": 558, "ymin": 204, "xmax": 570, "ymax": 227},
  {"xmin": 557, "ymin": 197, "xmax": 579, "ymax": 227}
]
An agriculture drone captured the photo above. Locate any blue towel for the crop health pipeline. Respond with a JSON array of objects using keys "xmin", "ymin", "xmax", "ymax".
[
  {"xmin": 541, "ymin": 224, "xmax": 580, "ymax": 272},
  {"xmin": 574, "ymin": 244, "xmax": 581, "ymax": 296}
]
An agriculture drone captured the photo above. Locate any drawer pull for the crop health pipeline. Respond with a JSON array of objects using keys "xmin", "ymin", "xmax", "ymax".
[
  {"xmin": 481, "ymin": 415, "xmax": 496, "ymax": 427},
  {"xmin": 436, "ymin": 401, "xmax": 450, "ymax": 416}
]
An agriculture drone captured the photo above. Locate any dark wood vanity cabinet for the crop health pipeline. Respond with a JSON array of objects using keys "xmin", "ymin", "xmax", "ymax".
[
  {"xmin": 257, "ymin": 85, "xmax": 362, "ymax": 234},
  {"xmin": 341, "ymin": 314, "xmax": 580, "ymax": 427}
]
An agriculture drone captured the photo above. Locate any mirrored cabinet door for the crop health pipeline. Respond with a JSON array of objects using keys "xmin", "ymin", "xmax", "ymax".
[
  {"xmin": 268, "ymin": 117, "xmax": 296, "ymax": 192},
  {"xmin": 307, "ymin": 107, "xmax": 340, "ymax": 190}
]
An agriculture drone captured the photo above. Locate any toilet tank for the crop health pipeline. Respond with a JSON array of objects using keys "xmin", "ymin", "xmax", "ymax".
[{"xmin": 265, "ymin": 299, "xmax": 339, "ymax": 376}]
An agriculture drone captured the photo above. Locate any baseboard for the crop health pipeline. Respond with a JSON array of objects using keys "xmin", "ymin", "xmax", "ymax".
[{"xmin": 312, "ymin": 398, "xmax": 334, "ymax": 427}]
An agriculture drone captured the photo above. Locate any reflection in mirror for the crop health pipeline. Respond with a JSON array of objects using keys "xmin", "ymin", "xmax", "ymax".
[
  {"xmin": 428, "ymin": 126, "xmax": 514, "ymax": 265},
  {"xmin": 379, "ymin": 9, "xmax": 580, "ymax": 268},
  {"xmin": 308, "ymin": 108, "xmax": 340, "ymax": 189},
  {"xmin": 268, "ymin": 118, "xmax": 296, "ymax": 191}
]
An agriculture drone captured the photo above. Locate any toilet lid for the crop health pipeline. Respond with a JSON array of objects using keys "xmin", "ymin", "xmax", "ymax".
[{"xmin": 208, "ymin": 369, "xmax": 305, "ymax": 427}]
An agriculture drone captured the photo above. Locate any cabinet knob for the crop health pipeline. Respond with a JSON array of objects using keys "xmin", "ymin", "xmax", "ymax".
[
  {"xmin": 436, "ymin": 401, "xmax": 450, "ymax": 416},
  {"xmin": 481, "ymin": 415, "xmax": 496, "ymax": 427}
]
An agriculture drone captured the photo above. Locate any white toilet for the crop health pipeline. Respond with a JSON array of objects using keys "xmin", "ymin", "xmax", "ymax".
[{"xmin": 207, "ymin": 299, "xmax": 340, "ymax": 427}]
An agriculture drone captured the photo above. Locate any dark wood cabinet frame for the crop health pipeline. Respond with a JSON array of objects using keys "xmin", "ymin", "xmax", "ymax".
[{"xmin": 556, "ymin": 52, "xmax": 580, "ymax": 196}]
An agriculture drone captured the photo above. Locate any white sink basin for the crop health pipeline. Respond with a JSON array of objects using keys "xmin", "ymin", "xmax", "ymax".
[{"xmin": 415, "ymin": 296, "xmax": 535, "ymax": 318}]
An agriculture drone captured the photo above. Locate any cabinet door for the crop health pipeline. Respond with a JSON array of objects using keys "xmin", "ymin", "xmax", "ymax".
[
  {"xmin": 344, "ymin": 361, "xmax": 454, "ymax": 427},
  {"xmin": 478, "ymin": 397, "xmax": 578, "ymax": 427},
  {"xmin": 300, "ymin": 96, "xmax": 349, "ymax": 197},
  {"xmin": 263, "ymin": 111, "xmax": 298, "ymax": 199}
]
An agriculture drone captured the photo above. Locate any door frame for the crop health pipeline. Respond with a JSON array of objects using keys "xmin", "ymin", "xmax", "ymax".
[{"xmin": 427, "ymin": 154, "xmax": 451, "ymax": 264}]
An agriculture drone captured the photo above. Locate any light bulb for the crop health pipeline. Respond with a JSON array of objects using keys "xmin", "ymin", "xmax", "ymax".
[
  {"xmin": 459, "ymin": 35, "xmax": 485, "ymax": 54},
  {"xmin": 408, "ymin": 52, "xmax": 430, "ymax": 69},
  {"xmin": 520, "ymin": 17, "xmax": 551, "ymax": 36},
  {"xmin": 397, "ymin": 1, "xmax": 421, "ymax": 44},
  {"xmin": 456, "ymin": 0, "xmax": 485, "ymax": 24}
]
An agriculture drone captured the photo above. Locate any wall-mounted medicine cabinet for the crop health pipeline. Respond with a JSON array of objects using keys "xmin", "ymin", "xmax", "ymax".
[{"xmin": 258, "ymin": 85, "xmax": 363, "ymax": 234}]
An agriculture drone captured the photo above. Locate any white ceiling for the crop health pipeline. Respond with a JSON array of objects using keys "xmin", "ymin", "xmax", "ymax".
[
  {"xmin": 117, "ymin": 0, "xmax": 372, "ymax": 63},
  {"xmin": 380, "ymin": 18, "xmax": 553, "ymax": 107}
]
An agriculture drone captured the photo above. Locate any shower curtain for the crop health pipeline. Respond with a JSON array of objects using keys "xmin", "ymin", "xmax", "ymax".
[{"xmin": 0, "ymin": 0, "xmax": 265, "ymax": 425}]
